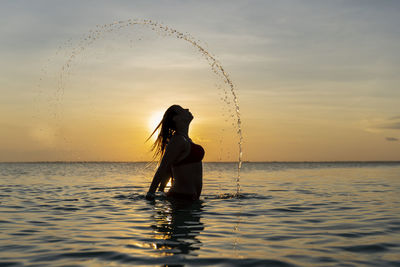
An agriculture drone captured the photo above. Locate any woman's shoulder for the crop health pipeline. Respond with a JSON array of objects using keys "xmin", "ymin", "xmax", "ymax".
[
  {"xmin": 171, "ymin": 134, "xmax": 191, "ymax": 143},
  {"xmin": 169, "ymin": 134, "xmax": 190, "ymax": 148}
]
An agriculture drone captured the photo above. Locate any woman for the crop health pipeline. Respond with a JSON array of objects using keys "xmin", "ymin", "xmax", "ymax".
[{"xmin": 145, "ymin": 105, "xmax": 205, "ymax": 201}]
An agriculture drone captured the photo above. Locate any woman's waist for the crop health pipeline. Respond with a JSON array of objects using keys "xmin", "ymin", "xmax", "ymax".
[
  {"xmin": 173, "ymin": 160, "xmax": 203, "ymax": 168},
  {"xmin": 172, "ymin": 162, "xmax": 202, "ymax": 176},
  {"xmin": 166, "ymin": 190, "xmax": 198, "ymax": 200}
]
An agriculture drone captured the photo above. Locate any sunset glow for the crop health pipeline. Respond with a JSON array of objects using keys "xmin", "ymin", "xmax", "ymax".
[
  {"xmin": 0, "ymin": 1, "xmax": 399, "ymax": 162},
  {"xmin": 1, "ymin": 3, "xmax": 399, "ymax": 266},
  {"xmin": 148, "ymin": 110, "xmax": 164, "ymax": 139}
]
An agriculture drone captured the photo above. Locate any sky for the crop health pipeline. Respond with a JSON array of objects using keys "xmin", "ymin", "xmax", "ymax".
[{"xmin": 1, "ymin": 0, "xmax": 400, "ymax": 162}]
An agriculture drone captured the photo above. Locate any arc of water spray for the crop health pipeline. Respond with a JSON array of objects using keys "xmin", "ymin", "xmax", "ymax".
[{"xmin": 58, "ymin": 19, "xmax": 243, "ymax": 196}]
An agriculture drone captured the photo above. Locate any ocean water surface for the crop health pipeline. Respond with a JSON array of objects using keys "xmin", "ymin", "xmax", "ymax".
[{"xmin": 0, "ymin": 162, "xmax": 399, "ymax": 266}]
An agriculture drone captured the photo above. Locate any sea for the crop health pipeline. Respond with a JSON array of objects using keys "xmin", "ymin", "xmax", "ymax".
[{"xmin": 0, "ymin": 162, "xmax": 399, "ymax": 266}]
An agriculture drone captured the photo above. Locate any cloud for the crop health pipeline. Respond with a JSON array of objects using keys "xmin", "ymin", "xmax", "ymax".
[
  {"xmin": 363, "ymin": 116, "xmax": 400, "ymax": 132},
  {"xmin": 380, "ymin": 122, "xmax": 400, "ymax": 129},
  {"xmin": 375, "ymin": 116, "xmax": 400, "ymax": 130},
  {"xmin": 361, "ymin": 116, "xmax": 400, "ymax": 133}
]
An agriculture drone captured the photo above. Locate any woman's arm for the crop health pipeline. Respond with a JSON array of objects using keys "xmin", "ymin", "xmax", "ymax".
[
  {"xmin": 158, "ymin": 168, "xmax": 171, "ymax": 192},
  {"xmin": 146, "ymin": 136, "xmax": 185, "ymax": 200}
]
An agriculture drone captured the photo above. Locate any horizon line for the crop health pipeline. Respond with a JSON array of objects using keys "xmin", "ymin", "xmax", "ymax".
[{"xmin": 1, "ymin": 160, "xmax": 399, "ymax": 164}]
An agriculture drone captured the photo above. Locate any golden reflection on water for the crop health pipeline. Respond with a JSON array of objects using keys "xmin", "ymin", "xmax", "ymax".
[
  {"xmin": 149, "ymin": 199, "xmax": 204, "ymax": 257},
  {"xmin": 2, "ymin": 163, "xmax": 399, "ymax": 265}
]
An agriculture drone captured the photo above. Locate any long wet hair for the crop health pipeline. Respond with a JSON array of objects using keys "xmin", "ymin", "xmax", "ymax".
[{"xmin": 147, "ymin": 105, "xmax": 180, "ymax": 161}]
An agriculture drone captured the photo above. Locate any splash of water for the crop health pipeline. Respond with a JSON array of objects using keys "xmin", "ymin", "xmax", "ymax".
[{"xmin": 58, "ymin": 19, "xmax": 243, "ymax": 196}]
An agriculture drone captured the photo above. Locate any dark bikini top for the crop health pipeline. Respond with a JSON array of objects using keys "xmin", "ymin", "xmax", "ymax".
[{"xmin": 174, "ymin": 142, "xmax": 205, "ymax": 166}]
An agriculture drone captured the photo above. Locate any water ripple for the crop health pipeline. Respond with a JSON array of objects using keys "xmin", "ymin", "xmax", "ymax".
[
  {"xmin": 1, "ymin": 162, "xmax": 399, "ymax": 266},
  {"xmin": 335, "ymin": 243, "xmax": 397, "ymax": 253}
]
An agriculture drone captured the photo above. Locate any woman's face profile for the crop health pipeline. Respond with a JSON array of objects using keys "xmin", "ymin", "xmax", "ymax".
[{"xmin": 173, "ymin": 106, "xmax": 193, "ymax": 124}]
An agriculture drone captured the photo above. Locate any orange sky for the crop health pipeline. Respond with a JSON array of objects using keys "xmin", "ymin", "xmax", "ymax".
[{"xmin": 1, "ymin": 1, "xmax": 400, "ymax": 162}]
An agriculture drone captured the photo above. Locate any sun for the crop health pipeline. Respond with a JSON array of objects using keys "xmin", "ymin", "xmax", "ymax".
[{"xmin": 148, "ymin": 111, "xmax": 164, "ymax": 139}]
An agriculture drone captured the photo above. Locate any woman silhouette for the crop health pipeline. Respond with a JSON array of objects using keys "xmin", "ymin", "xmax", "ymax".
[{"xmin": 146, "ymin": 105, "xmax": 205, "ymax": 201}]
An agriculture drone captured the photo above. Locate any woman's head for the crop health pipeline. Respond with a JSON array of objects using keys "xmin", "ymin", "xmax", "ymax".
[{"xmin": 148, "ymin": 105, "xmax": 193, "ymax": 160}]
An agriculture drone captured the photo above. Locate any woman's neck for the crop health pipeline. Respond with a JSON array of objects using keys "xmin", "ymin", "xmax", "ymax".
[
  {"xmin": 175, "ymin": 130, "xmax": 189, "ymax": 137},
  {"xmin": 175, "ymin": 125, "xmax": 189, "ymax": 138}
]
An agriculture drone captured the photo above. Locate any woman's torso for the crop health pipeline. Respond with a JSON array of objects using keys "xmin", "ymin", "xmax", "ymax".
[{"xmin": 169, "ymin": 136, "xmax": 204, "ymax": 199}]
